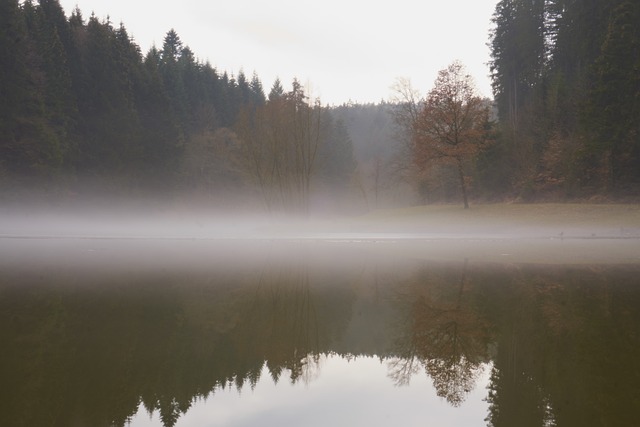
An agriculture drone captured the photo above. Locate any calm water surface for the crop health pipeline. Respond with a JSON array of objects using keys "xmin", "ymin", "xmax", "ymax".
[{"xmin": 1, "ymin": 238, "xmax": 639, "ymax": 426}]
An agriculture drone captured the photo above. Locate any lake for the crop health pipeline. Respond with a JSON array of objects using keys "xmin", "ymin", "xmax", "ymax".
[{"xmin": 1, "ymin": 236, "xmax": 639, "ymax": 426}]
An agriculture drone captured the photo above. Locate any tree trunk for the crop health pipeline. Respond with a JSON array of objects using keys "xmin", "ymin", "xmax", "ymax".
[{"xmin": 457, "ymin": 158, "xmax": 469, "ymax": 209}]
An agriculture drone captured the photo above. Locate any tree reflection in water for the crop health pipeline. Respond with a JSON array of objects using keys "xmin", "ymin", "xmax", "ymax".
[
  {"xmin": 389, "ymin": 259, "xmax": 490, "ymax": 406},
  {"xmin": 1, "ymin": 255, "xmax": 639, "ymax": 427}
]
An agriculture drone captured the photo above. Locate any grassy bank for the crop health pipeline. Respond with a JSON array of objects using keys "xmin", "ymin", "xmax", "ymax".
[
  {"xmin": 353, "ymin": 203, "xmax": 640, "ymax": 235},
  {"xmin": 340, "ymin": 203, "xmax": 640, "ymax": 264}
]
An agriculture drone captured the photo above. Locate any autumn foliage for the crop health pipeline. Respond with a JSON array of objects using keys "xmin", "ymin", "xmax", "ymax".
[{"xmin": 413, "ymin": 61, "xmax": 492, "ymax": 208}]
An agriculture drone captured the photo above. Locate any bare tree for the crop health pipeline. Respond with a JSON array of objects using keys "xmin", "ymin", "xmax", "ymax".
[
  {"xmin": 389, "ymin": 78, "xmax": 424, "ymax": 189},
  {"xmin": 233, "ymin": 79, "xmax": 323, "ymax": 213},
  {"xmin": 390, "ymin": 77, "xmax": 423, "ymax": 140}
]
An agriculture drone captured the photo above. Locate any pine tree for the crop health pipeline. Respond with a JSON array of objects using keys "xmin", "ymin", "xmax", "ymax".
[
  {"xmin": 0, "ymin": 0, "xmax": 62, "ymax": 183},
  {"xmin": 132, "ymin": 48, "xmax": 181, "ymax": 188},
  {"xmin": 0, "ymin": 1, "xmax": 281, "ymax": 195},
  {"xmin": 197, "ymin": 61, "xmax": 222, "ymax": 129},
  {"xmin": 585, "ymin": 0, "xmax": 640, "ymax": 189},
  {"xmin": 236, "ymin": 69, "xmax": 251, "ymax": 106},
  {"xmin": 490, "ymin": 0, "xmax": 546, "ymax": 131},
  {"xmin": 249, "ymin": 72, "xmax": 266, "ymax": 106},
  {"xmin": 487, "ymin": 0, "xmax": 632, "ymax": 198},
  {"xmin": 160, "ymin": 29, "xmax": 188, "ymax": 137},
  {"xmin": 268, "ymin": 78, "xmax": 284, "ymax": 102},
  {"xmin": 76, "ymin": 14, "xmax": 140, "ymax": 180},
  {"xmin": 32, "ymin": 0, "xmax": 78, "ymax": 168}
]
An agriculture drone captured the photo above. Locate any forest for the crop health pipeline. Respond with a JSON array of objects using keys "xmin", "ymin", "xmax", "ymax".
[
  {"xmin": 487, "ymin": 0, "xmax": 639, "ymax": 201},
  {"xmin": 1, "ymin": 0, "xmax": 638, "ymax": 210}
]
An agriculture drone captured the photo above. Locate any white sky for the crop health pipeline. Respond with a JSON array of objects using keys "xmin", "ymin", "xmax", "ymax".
[
  {"xmin": 58, "ymin": 0, "xmax": 498, "ymax": 105},
  {"xmin": 129, "ymin": 356, "xmax": 491, "ymax": 427}
]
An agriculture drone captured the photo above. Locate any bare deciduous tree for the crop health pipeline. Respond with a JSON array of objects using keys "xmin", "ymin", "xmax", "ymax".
[
  {"xmin": 233, "ymin": 79, "xmax": 323, "ymax": 213},
  {"xmin": 389, "ymin": 77, "xmax": 424, "ymax": 190}
]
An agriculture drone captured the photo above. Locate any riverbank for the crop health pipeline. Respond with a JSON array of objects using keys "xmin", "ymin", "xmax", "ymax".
[
  {"xmin": 348, "ymin": 203, "xmax": 640, "ymax": 238},
  {"xmin": 337, "ymin": 203, "xmax": 640, "ymax": 264}
]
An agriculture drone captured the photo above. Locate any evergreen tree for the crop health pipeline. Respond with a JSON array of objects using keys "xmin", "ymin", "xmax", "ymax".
[
  {"xmin": 585, "ymin": 1, "xmax": 640, "ymax": 189},
  {"xmin": 178, "ymin": 45, "xmax": 203, "ymax": 131},
  {"xmin": 33, "ymin": 0, "xmax": 77, "ymax": 156},
  {"xmin": 488, "ymin": 0, "xmax": 640, "ymax": 198},
  {"xmin": 0, "ymin": 0, "xmax": 33, "ymax": 177},
  {"xmin": 136, "ymin": 46, "xmax": 181, "ymax": 186},
  {"xmin": 268, "ymin": 78, "xmax": 284, "ymax": 101},
  {"xmin": 0, "ymin": 0, "xmax": 299, "ymax": 197},
  {"xmin": 249, "ymin": 71, "xmax": 266, "ymax": 106},
  {"xmin": 0, "ymin": 0, "xmax": 62, "ymax": 183},
  {"xmin": 160, "ymin": 29, "xmax": 188, "ymax": 138},
  {"xmin": 490, "ymin": 0, "xmax": 546, "ymax": 131},
  {"xmin": 236, "ymin": 70, "xmax": 251, "ymax": 106},
  {"xmin": 197, "ymin": 61, "xmax": 222, "ymax": 129},
  {"xmin": 216, "ymin": 71, "xmax": 234, "ymax": 127},
  {"xmin": 161, "ymin": 28, "xmax": 182, "ymax": 62},
  {"xmin": 76, "ymin": 14, "xmax": 140, "ymax": 180}
]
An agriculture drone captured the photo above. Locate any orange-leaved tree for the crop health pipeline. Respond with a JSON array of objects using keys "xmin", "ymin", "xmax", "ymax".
[{"xmin": 413, "ymin": 61, "xmax": 491, "ymax": 209}]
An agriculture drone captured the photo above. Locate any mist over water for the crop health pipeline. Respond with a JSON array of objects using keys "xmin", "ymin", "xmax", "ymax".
[
  {"xmin": 0, "ymin": 199, "xmax": 435, "ymax": 284},
  {"xmin": 1, "ymin": 197, "xmax": 640, "ymax": 427},
  {"xmin": 2, "ymin": 198, "xmax": 639, "ymax": 273},
  {"xmin": 3, "ymin": 0, "xmax": 639, "ymax": 423}
]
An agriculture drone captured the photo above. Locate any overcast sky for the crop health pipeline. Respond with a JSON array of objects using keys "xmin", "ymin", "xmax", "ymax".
[{"xmin": 58, "ymin": 0, "xmax": 498, "ymax": 105}]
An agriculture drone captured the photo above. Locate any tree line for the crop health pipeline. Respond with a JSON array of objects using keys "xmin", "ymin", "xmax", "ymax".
[
  {"xmin": 2, "ymin": 0, "xmax": 637, "ymax": 208},
  {"xmin": 488, "ymin": 0, "xmax": 640, "ymax": 200},
  {"xmin": 389, "ymin": 0, "xmax": 639, "ymax": 206},
  {"xmin": 0, "ymin": 0, "xmax": 355, "ymax": 211}
]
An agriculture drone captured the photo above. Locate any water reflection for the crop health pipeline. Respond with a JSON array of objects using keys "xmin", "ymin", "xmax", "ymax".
[
  {"xmin": 389, "ymin": 259, "xmax": 490, "ymax": 407},
  {"xmin": 1, "ymin": 243, "xmax": 639, "ymax": 426}
]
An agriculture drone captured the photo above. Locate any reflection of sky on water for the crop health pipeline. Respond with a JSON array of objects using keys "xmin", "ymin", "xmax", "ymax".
[
  {"xmin": 5, "ymin": 213, "xmax": 638, "ymax": 426},
  {"xmin": 130, "ymin": 355, "xmax": 491, "ymax": 427}
]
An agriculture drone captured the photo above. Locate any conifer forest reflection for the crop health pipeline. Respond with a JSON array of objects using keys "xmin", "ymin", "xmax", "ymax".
[{"xmin": 1, "ymin": 242, "xmax": 639, "ymax": 426}]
